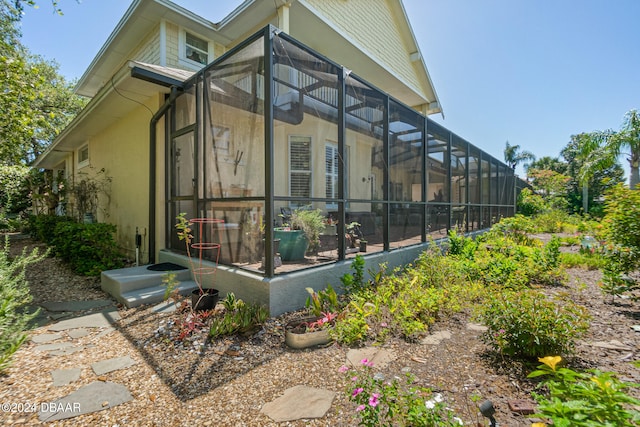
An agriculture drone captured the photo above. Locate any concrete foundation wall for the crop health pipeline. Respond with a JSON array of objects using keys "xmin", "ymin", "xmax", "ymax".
[{"xmin": 158, "ymin": 238, "xmax": 445, "ymax": 316}]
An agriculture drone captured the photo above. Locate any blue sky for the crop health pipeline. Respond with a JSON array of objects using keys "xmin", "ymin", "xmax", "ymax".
[{"xmin": 19, "ymin": 0, "xmax": 640, "ymax": 177}]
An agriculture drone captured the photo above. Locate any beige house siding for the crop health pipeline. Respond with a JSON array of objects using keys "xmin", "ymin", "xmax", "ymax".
[
  {"xmin": 131, "ymin": 24, "xmax": 161, "ymax": 64},
  {"xmin": 306, "ymin": 0, "xmax": 422, "ymax": 93},
  {"xmin": 81, "ymin": 96, "xmax": 163, "ymax": 261},
  {"xmin": 165, "ymin": 22, "xmax": 180, "ymax": 68}
]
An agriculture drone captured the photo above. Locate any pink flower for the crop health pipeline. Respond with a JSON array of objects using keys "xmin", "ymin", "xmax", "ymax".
[
  {"xmin": 352, "ymin": 387, "xmax": 364, "ymax": 397},
  {"xmin": 356, "ymin": 404, "xmax": 366, "ymax": 412},
  {"xmin": 351, "ymin": 376, "xmax": 358, "ymax": 382},
  {"xmin": 361, "ymin": 358, "xmax": 374, "ymax": 367},
  {"xmin": 380, "ymin": 322, "xmax": 388, "ymax": 328},
  {"xmin": 369, "ymin": 393, "xmax": 379, "ymax": 407},
  {"xmin": 338, "ymin": 365, "xmax": 349, "ymax": 373}
]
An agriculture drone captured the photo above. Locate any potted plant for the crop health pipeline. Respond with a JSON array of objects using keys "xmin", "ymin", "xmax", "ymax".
[
  {"xmin": 346, "ymin": 221, "xmax": 362, "ymax": 254},
  {"xmin": 274, "ymin": 208, "xmax": 325, "ymax": 261},
  {"xmin": 175, "ymin": 213, "xmax": 221, "ymax": 311},
  {"xmin": 284, "ymin": 284, "xmax": 341, "ymax": 349}
]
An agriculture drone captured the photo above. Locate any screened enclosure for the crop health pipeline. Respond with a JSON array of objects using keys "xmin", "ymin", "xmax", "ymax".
[{"xmin": 163, "ymin": 26, "xmax": 518, "ymax": 278}]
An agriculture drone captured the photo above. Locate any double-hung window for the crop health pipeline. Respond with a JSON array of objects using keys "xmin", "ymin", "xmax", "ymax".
[{"xmin": 185, "ymin": 32, "xmax": 208, "ymax": 65}]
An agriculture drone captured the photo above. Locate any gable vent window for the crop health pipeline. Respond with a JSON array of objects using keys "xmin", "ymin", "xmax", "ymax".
[{"xmin": 185, "ymin": 32, "xmax": 208, "ymax": 65}]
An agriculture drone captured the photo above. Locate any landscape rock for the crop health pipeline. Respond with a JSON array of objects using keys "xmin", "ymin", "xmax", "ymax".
[{"xmin": 260, "ymin": 385, "xmax": 335, "ymax": 422}]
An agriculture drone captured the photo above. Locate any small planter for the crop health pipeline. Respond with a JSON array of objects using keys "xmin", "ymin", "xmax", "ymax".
[
  {"xmin": 191, "ymin": 288, "xmax": 219, "ymax": 311},
  {"xmin": 359, "ymin": 241, "xmax": 367, "ymax": 252},
  {"xmin": 284, "ymin": 316, "xmax": 333, "ymax": 349}
]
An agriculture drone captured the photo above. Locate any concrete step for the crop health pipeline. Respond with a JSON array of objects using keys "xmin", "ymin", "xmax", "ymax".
[
  {"xmin": 119, "ymin": 280, "xmax": 198, "ymax": 308},
  {"xmin": 101, "ymin": 264, "xmax": 192, "ymax": 296}
]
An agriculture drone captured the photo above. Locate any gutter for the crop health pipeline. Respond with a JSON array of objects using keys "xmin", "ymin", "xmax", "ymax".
[{"xmin": 148, "ymin": 85, "xmax": 181, "ymax": 264}]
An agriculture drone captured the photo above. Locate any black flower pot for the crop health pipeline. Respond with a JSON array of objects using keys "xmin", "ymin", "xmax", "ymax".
[{"xmin": 191, "ymin": 288, "xmax": 219, "ymax": 311}]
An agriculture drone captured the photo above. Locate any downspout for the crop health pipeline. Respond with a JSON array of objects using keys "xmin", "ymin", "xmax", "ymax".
[{"xmin": 149, "ymin": 86, "xmax": 181, "ymax": 264}]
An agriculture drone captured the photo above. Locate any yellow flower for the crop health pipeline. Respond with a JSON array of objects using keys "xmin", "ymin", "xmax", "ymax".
[
  {"xmin": 531, "ymin": 423, "xmax": 547, "ymax": 427},
  {"xmin": 538, "ymin": 356, "xmax": 562, "ymax": 371},
  {"xmin": 591, "ymin": 377, "xmax": 613, "ymax": 390}
]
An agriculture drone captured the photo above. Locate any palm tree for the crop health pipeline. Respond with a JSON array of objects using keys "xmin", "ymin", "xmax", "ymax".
[
  {"xmin": 615, "ymin": 110, "xmax": 640, "ymax": 189},
  {"xmin": 503, "ymin": 141, "xmax": 536, "ymax": 171},
  {"xmin": 580, "ymin": 110, "xmax": 640, "ymax": 190}
]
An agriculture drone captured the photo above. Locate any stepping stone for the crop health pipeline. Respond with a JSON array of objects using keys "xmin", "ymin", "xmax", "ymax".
[
  {"xmin": 48, "ymin": 309, "xmax": 120, "ymax": 331},
  {"xmin": 260, "ymin": 385, "xmax": 335, "ymax": 422},
  {"xmin": 466, "ymin": 323, "xmax": 488, "ymax": 332},
  {"xmin": 38, "ymin": 381, "xmax": 133, "ymax": 422},
  {"xmin": 49, "ymin": 346, "xmax": 85, "ymax": 356},
  {"xmin": 31, "ymin": 333, "xmax": 63, "ymax": 344},
  {"xmin": 421, "ymin": 330, "xmax": 452, "ymax": 345},
  {"xmin": 33, "ymin": 342, "xmax": 74, "ymax": 352},
  {"xmin": 41, "ymin": 300, "xmax": 114, "ymax": 312},
  {"xmin": 67, "ymin": 328, "xmax": 90, "ymax": 339},
  {"xmin": 92, "ymin": 355, "xmax": 136, "ymax": 375},
  {"xmin": 346, "ymin": 348, "xmax": 395, "ymax": 369},
  {"xmin": 51, "ymin": 368, "xmax": 81, "ymax": 386}
]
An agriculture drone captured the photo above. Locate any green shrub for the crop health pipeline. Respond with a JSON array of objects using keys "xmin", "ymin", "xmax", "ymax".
[
  {"xmin": 458, "ymin": 233, "xmax": 565, "ymax": 288},
  {"xmin": 28, "ymin": 214, "xmax": 75, "ymax": 244},
  {"xmin": 529, "ymin": 356, "xmax": 640, "ymax": 426},
  {"xmin": 517, "ymin": 188, "xmax": 547, "ymax": 216},
  {"xmin": 333, "ymin": 250, "xmax": 483, "ymax": 345},
  {"xmin": 330, "ymin": 299, "xmax": 371, "ymax": 346},
  {"xmin": 531, "ymin": 209, "xmax": 574, "ymax": 233},
  {"xmin": 0, "ymin": 237, "xmax": 44, "ymax": 373},
  {"xmin": 50, "ymin": 221, "xmax": 124, "ymax": 275},
  {"xmin": 603, "ymin": 184, "xmax": 640, "ymax": 252},
  {"xmin": 446, "ymin": 229, "xmax": 477, "ymax": 257},
  {"xmin": 476, "ymin": 289, "xmax": 590, "ymax": 359}
]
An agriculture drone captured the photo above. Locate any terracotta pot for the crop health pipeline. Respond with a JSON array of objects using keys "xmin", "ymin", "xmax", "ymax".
[{"xmin": 284, "ymin": 316, "xmax": 333, "ymax": 349}]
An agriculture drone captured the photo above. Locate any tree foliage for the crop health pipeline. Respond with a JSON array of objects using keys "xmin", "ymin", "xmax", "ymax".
[
  {"xmin": 0, "ymin": 0, "xmax": 86, "ymax": 165},
  {"xmin": 504, "ymin": 140, "xmax": 536, "ymax": 170},
  {"xmin": 579, "ymin": 110, "xmax": 640, "ymax": 190},
  {"xmin": 562, "ymin": 134, "xmax": 624, "ymax": 215}
]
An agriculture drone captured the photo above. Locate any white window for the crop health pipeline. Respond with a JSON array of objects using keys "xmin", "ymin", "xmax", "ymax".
[
  {"xmin": 289, "ymin": 136, "xmax": 311, "ymax": 203},
  {"xmin": 77, "ymin": 144, "xmax": 89, "ymax": 168},
  {"xmin": 325, "ymin": 142, "xmax": 338, "ymax": 209},
  {"xmin": 185, "ymin": 32, "xmax": 208, "ymax": 65}
]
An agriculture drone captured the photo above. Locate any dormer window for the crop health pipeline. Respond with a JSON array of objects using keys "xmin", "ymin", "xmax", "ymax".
[{"xmin": 185, "ymin": 32, "xmax": 208, "ymax": 65}]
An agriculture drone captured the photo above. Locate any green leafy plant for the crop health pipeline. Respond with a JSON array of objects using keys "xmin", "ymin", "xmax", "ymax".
[
  {"xmin": 305, "ymin": 284, "xmax": 341, "ymax": 317},
  {"xmin": 330, "ymin": 296, "xmax": 373, "ymax": 346},
  {"xmin": 289, "ymin": 208, "xmax": 326, "ymax": 254},
  {"xmin": 209, "ymin": 299, "xmax": 268, "ymax": 339},
  {"xmin": 341, "ymin": 359, "xmax": 463, "ymax": 426},
  {"xmin": 341, "ymin": 255, "xmax": 367, "ymax": 294},
  {"xmin": 528, "ymin": 356, "xmax": 640, "ymax": 426},
  {"xmin": 476, "ymin": 289, "xmax": 590, "ymax": 359},
  {"xmin": 0, "ymin": 237, "xmax": 44, "ymax": 373}
]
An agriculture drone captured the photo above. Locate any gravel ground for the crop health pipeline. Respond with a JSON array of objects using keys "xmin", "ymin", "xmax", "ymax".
[{"xmin": 0, "ymin": 234, "xmax": 639, "ymax": 426}]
